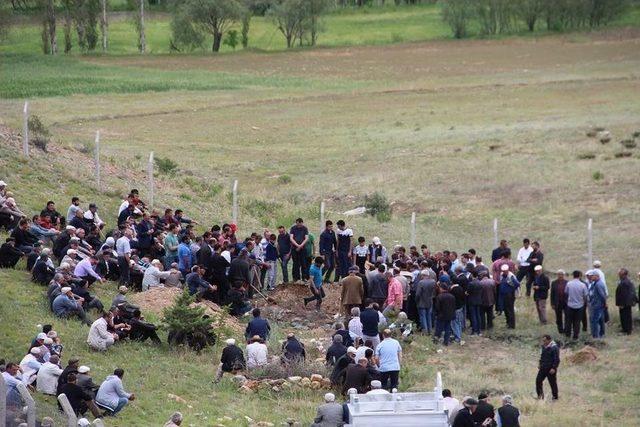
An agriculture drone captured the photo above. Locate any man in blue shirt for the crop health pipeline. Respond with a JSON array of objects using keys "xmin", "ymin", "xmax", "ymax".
[
  {"xmin": 52, "ymin": 287, "xmax": 91, "ymax": 325},
  {"xmin": 264, "ymin": 233, "xmax": 279, "ymax": 290},
  {"xmin": 375, "ymin": 329, "xmax": 402, "ymax": 391},
  {"xmin": 587, "ymin": 270, "xmax": 607, "ymax": 338},
  {"xmin": 303, "ymin": 257, "xmax": 325, "ymax": 311},
  {"xmin": 177, "ymin": 235, "xmax": 192, "ymax": 276},
  {"xmin": 245, "ymin": 308, "xmax": 271, "ymax": 341},
  {"xmin": 319, "ymin": 220, "xmax": 337, "ymax": 283}
]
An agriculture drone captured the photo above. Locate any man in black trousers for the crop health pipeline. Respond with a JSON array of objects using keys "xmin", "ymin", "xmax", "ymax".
[
  {"xmin": 536, "ymin": 334, "xmax": 560, "ymax": 400},
  {"xmin": 615, "ymin": 268, "xmax": 637, "ymax": 334}
]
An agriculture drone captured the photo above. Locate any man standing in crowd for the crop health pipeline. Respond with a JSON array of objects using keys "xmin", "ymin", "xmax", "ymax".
[
  {"xmin": 341, "ymin": 266, "xmax": 364, "ymax": 316},
  {"xmin": 498, "ymin": 264, "xmax": 519, "ymax": 329},
  {"xmin": 415, "ymin": 269, "xmax": 436, "ymax": 335},
  {"xmin": 335, "ymin": 220, "xmax": 353, "ymax": 280},
  {"xmin": 116, "ymin": 228, "xmax": 132, "ymax": 286},
  {"xmin": 535, "ymin": 334, "xmax": 559, "ymax": 400},
  {"xmin": 479, "ymin": 271, "xmax": 495, "ymax": 331},
  {"xmin": 496, "ymin": 395, "xmax": 520, "ymax": 427},
  {"xmin": 277, "ymin": 225, "xmax": 292, "ymax": 284},
  {"xmin": 289, "ymin": 218, "xmax": 309, "ymax": 283},
  {"xmin": 615, "ymin": 268, "xmax": 637, "ymax": 334},
  {"xmin": 565, "ymin": 271, "xmax": 588, "ymax": 340},
  {"xmin": 491, "ymin": 240, "xmax": 509, "ymax": 262},
  {"xmin": 532, "ymin": 265, "xmax": 549, "ymax": 325},
  {"xmin": 587, "ymin": 270, "xmax": 607, "ymax": 339},
  {"xmin": 375, "ymin": 329, "xmax": 402, "ymax": 391},
  {"xmin": 319, "ymin": 220, "xmax": 337, "ymax": 283},
  {"xmin": 550, "ymin": 270, "xmax": 568, "ymax": 335},
  {"xmin": 516, "ymin": 238, "xmax": 533, "ymax": 296}
]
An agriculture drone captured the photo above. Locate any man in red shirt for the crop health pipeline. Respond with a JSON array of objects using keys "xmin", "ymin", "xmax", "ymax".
[{"xmin": 383, "ymin": 271, "xmax": 403, "ymax": 317}]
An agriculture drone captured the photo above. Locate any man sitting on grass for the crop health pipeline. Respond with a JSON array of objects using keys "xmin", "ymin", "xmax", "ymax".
[{"xmin": 95, "ymin": 368, "xmax": 135, "ymax": 416}]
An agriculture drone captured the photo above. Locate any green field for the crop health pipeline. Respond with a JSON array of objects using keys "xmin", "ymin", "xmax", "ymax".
[{"xmin": 1, "ymin": 3, "xmax": 640, "ymax": 426}]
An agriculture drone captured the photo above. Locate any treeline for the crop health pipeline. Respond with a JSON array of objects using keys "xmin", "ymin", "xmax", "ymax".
[
  {"xmin": 441, "ymin": 0, "xmax": 629, "ymax": 38},
  {"xmin": 0, "ymin": 0, "xmax": 632, "ymax": 53}
]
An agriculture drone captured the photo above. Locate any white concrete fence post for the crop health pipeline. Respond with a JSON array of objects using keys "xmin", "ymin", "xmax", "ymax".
[
  {"xmin": 320, "ymin": 201, "xmax": 325, "ymax": 234},
  {"xmin": 94, "ymin": 130, "xmax": 101, "ymax": 190},
  {"xmin": 493, "ymin": 218, "xmax": 498, "ymax": 249},
  {"xmin": 23, "ymin": 101, "xmax": 29, "ymax": 156},
  {"xmin": 16, "ymin": 382, "xmax": 35, "ymax": 427},
  {"xmin": 587, "ymin": 218, "xmax": 593, "ymax": 270},
  {"xmin": 232, "ymin": 179, "xmax": 238, "ymax": 224},
  {"xmin": 57, "ymin": 393, "xmax": 77, "ymax": 427},
  {"xmin": 148, "ymin": 151, "xmax": 154, "ymax": 209},
  {"xmin": 410, "ymin": 212, "xmax": 416, "ymax": 247}
]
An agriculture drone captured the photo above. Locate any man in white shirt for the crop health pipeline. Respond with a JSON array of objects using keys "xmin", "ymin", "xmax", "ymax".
[
  {"xmin": 516, "ymin": 238, "xmax": 534, "ymax": 297},
  {"xmin": 84, "ymin": 203, "xmax": 105, "ymax": 229},
  {"xmin": 246, "ymin": 336, "xmax": 268, "ymax": 369},
  {"xmin": 442, "ymin": 388, "xmax": 461, "ymax": 424},
  {"xmin": 19, "ymin": 347, "xmax": 42, "ymax": 385},
  {"xmin": 36, "ymin": 354, "xmax": 63, "ymax": 395},
  {"xmin": 142, "ymin": 259, "xmax": 172, "ymax": 291},
  {"xmin": 116, "ymin": 229, "xmax": 132, "ymax": 286}
]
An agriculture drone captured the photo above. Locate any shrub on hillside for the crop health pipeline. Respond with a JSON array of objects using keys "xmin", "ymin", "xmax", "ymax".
[
  {"xmin": 365, "ymin": 192, "xmax": 392, "ymax": 223},
  {"xmin": 162, "ymin": 290, "xmax": 217, "ymax": 352},
  {"xmin": 28, "ymin": 115, "xmax": 51, "ymax": 152},
  {"xmin": 155, "ymin": 156, "xmax": 179, "ymax": 175}
]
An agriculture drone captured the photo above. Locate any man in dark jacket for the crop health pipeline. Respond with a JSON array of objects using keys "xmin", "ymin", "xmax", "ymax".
[
  {"xmin": 325, "ymin": 335, "xmax": 347, "ymax": 366},
  {"xmin": 360, "ymin": 303, "xmax": 381, "ymax": 349},
  {"xmin": 367, "ymin": 265, "xmax": 388, "ymax": 307},
  {"xmin": 214, "ymin": 339, "xmax": 245, "ymax": 383},
  {"xmin": 342, "ymin": 358, "xmax": 370, "ymax": 395},
  {"xmin": 467, "ymin": 274, "xmax": 483, "ymax": 336},
  {"xmin": 496, "ymin": 395, "xmax": 520, "ymax": 427},
  {"xmin": 434, "ymin": 284, "xmax": 456, "ymax": 346},
  {"xmin": 0, "ymin": 237, "xmax": 23, "ymax": 268},
  {"xmin": 281, "ymin": 333, "xmax": 306, "ymax": 364},
  {"xmin": 550, "ymin": 270, "xmax": 568, "ymax": 334},
  {"xmin": 129, "ymin": 309, "xmax": 161, "ymax": 344},
  {"xmin": 32, "ymin": 253, "xmax": 55, "ymax": 285},
  {"xmin": 615, "ymin": 268, "xmax": 637, "ymax": 334},
  {"xmin": 535, "ymin": 334, "xmax": 559, "ymax": 400},
  {"xmin": 319, "ymin": 220, "xmax": 337, "ymax": 283},
  {"xmin": 330, "ymin": 347, "xmax": 355, "ymax": 386},
  {"xmin": 245, "ymin": 308, "xmax": 271, "ymax": 341},
  {"xmin": 452, "ymin": 397, "xmax": 478, "ymax": 427},
  {"xmin": 532, "ymin": 266, "xmax": 550, "ymax": 325},
  {"xmin": 479, "ymin": 272, "xmax": 495, "ymax": 331},
  {"xmin": 229, "ymin": 249, "xmax": 251, "ymax": 288},
  {"xmin": 415, "ymin": 271, "xmax": 436, "ymax": 334},
  {"xmin": 473, "ymin": 393, "xmax": 495, "ymax": 425}
]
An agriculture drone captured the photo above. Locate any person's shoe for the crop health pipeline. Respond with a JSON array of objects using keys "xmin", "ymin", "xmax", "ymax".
[
  {"xmin": 459, "ymin": 340, "xmax": 465, "ymax": 346},
  {"xmin": 303, "ymin": 298, "xmax": 309, "ymax": 307}
]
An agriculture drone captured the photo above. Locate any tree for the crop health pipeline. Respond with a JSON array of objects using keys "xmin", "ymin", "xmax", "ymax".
[
  {"xmin": 162, "ymin": 290, "xmax": 217, "ymax": 351},
  {"xmin": 176, "ymin": 0, "xmax": 246, "ymax": 52},
  {"xmin": 269, "ymin": 0, "xmax": 306, "ymax": 48},
  {"xmin": 128, "ymin": 0, "xmax": 146, "ymax": 53},
  {"xmin": 223, "ymin": 28, "xmax": 239, "ymax": 49},
  {"xmin": 170, "ymin": 6, "xmax": 205, "ymax": 51},
  {"xmin": 61, "ymin": 0, "xmax": 73, "ymax": 52},
  {"xmin": 307, "ymin": 0, "xmax": 330, "ymax": 46},
  {"xmin": 518, "ymin": 0, "xmax": 544, "ymax": 31},
  {"xmin": 100, "ymin": 0, "xmax": 108, "ymax": 50},
  {"xmin": 440, "ymin": 0, "xmax": 474, "ymax": 39}
]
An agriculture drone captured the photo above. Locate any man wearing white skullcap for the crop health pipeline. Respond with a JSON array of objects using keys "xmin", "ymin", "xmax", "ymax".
[
  {"xmin": 214, "ymin": 338, "xmax": 245, "ymax": 383},
  {"xmin": 19, "ymin": 347, "xmax": 42, "ymax": 385},
  {"xmin": 312, "ymin": 392, "xmax": 344, "ymax": 426},
  {"xmin": 367, "ymin": 380, "xmax": 390, "ymax": 394}
]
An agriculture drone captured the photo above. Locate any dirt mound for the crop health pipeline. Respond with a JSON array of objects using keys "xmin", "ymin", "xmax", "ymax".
[
  {"xmin": 567, "ymin": 346, "xmax": 599, "ymax": 364},
  {"xmin": 254, "ymin": 282, "xmax": 344, "ymax": 332},
  {"xmin": 129, "ymin": 287, "xmax": 244, "ymax": 333}
]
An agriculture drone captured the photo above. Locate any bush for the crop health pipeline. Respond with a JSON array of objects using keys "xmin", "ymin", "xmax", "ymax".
[
  {"xmin": 162, "ymin": 290, "xmax": 217, "ymax": 352},
  {"xmin": 28, "ymin": 115, "xmax": 51, "ymax": 152},
  {"xmin": 223, "ymin": 29, "xmax": 239, "ymax": 50},
  {"xmin": 278, "ymin": 174, "xmax": 292, "ymax": 184},
  {"xmin": 592, "ymin": 171, "xmax": 604, "ymax": 181},
  {"xmin": 155, "ymin": 156, "xmax": 179, "ymax": 175},
  {"xmin": 364, "ymin": 192, "xmax": 392, "ymax": 223},
  {"xmin": 441, "ymin": 0, "xmax": 474, "ymax": 38}
]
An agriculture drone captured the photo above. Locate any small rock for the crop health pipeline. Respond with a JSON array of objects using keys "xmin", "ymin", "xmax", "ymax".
[
  {"xmin": 244, "ymin": 416, "xmax": 255, "ymax": 423},
  {"xmin": 310, "ymin": 381, "xmax": 322, "ymax": 390},
  {"xmin": 321, "ymin": 378, "xmax": 331, "ymax": 388},
  {"xmin": 232, "ymin": 375, "xmax": 247, "ymax": 385},
  {"xmin": 239, "ymin": 385, "xmax": 255, "ymax": 394},
  {"xmin": 310, "ymin": 374, "xmax": 323, "ymax": 382},
  {"xmin": 301, "ymin": 378, "xmax": 312, "ymax": 387},
  {"xmin": 287, "ymin": 376, "xmax": 302, "ymax": 383},
  {"xmin": 272, "ymin": 386, "xmax": 281, "ymax": 392},
  {"xmin": 256, "ymin": 423, "xmax": 274, "ymax": 427}
]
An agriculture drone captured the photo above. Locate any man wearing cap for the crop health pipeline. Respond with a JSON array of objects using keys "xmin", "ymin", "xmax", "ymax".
[
  {"xmin": 587, "ymin": 270, "xmax": 607, "ymax": 339},
  {"xmin": 312, "ymin": 392, "xmax": 344, "ymax": 427},
  {"xmin": 452, "ymin": 397, "xmax": 479, "ymax": 427},
  {"xmin": 341, "ymin": 266, "xmax": 364, "ymax": 315},
  {"xmin": 368, "ymin": 237, "xmax": 387, "ymax": 265},
  {"xmin": 367, "ymin": 380, "xmax": 389, "ymax": 395},
  {"xmin": 326, "ymin": 335, "xmax": 348, "ymax": 367},
  {"xmin": 246, "ymin": 335, "xmax": 269, "ymax": 369},
  {"xmin": 112, "ymin": 286, "xmax": 129, "ymax": 309},
  {"xmin": 84, "ymin": 203, "xmax": 105, "ymax": 229},
  {"xmin": 214, "ymin": 339, "xmax": 246, "ymax": 383},
  {"xmin": 564, "ymin": 271, "xmax": 588, "ymax": 340},
  {"xmin": 532, "ymin": 265, "xmax": 549, "ymax": 324},
  {"xmin": 615, "ymin": 268, "xmax": 638, "ymax": 334},
  {"xmin": 498, "ymin": 264, "xmax": 520, "ymax": 329},
  {"xmin": 57, "ymin": 357, "xmax": 81, "ymax": 394},
  {"xmin": 36, "ymin": 354, "xmax": 63, "ymax": 395},
  {"xmin": 142, "ymin": 259, "xmax": 172, "ymax": 291},
  {"xmin": 330, "ymin": 346, "xmax": 356, "ymax": 386},
  {"xmin": 76, "ymin": 366, "xmax": 100, "ymax": 398},
  {"xmin": 375, "ymin": 329, "xmax": 402, "ymax": 391},
  {"xmin": 88, "ymin": 311, "xmax": 119, "ymax": 351},
  {"xmin": 550, "ymin": 270, "xmax": 568, "ymax": 334},
  {"xmin": 52, "ymin": 286, "xmax": 91, "ymax": 325}
]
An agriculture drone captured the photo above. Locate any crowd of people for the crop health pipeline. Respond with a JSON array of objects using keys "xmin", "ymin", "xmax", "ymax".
[{"xmin": 2, "ymin": 178, "xmax": 640, "ymax": 426}]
